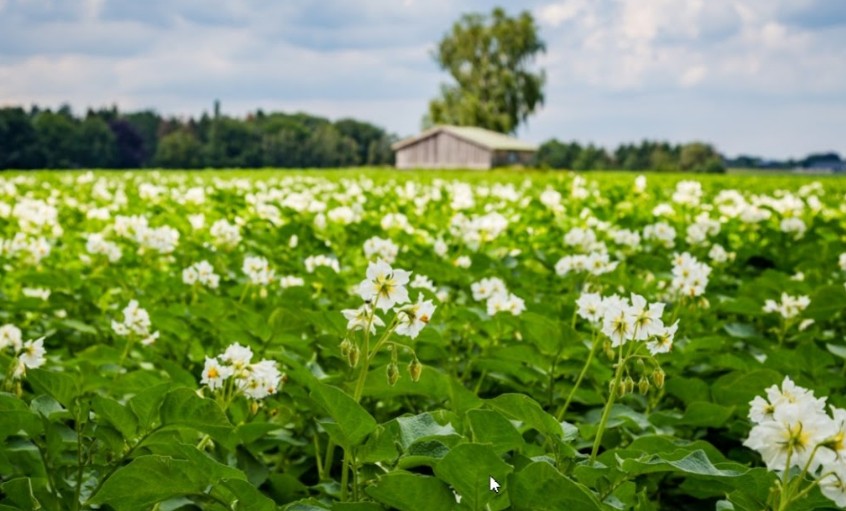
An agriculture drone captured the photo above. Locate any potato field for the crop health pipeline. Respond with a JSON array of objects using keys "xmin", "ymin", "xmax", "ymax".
[{"xmin": 1, "ymin": 170, "xmax": 846, "ymax": 511}]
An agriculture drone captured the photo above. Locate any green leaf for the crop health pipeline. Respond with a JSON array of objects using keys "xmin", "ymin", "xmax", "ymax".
[
  {"xmin": 619, "ymin": 449, "xmax": 748, "ymax": 478},
  {"xmin": 487, "ymin": 393, "xmax": 575, "ymax": 443},
  {"xmin": 434, "ymin": 443, "xmax": 512, "ymax": 511},
  {"xmin": 0, "ymin": 394, "xmax": 42, "ymax": 439},
  {"xmin": 310, "ymin": 382, "xmax": 377, "ymax": 448},
  {"xmin": 366, "ymin": 472, "xmax": 456, "ymax": 511},
  {"xmin": 89, "ymin": 448, "xmax": 246, "ymax": 511},
  {"xmin": 26, "ymin": 368, "xmax": 79, "ymax": 408},
  {"xmin": 395, "ymin": 412, "xmax": 459, "ymax": 450},
  {"xmin": 520, "ymin": 312, "xmax": 568, "ymax": 355},
  {"xmin": 0, "ymin": 478, "xmax": 38, "ymax": 511},
  {"xmin": 723, "ymin": 323, "xmax": 758, "ymax": 339},
  {"xmin": 650, "ymin": 402, "xmax": 735, "ymax": 428},
  {"xmin": 220, "ymin": 478, "xmax": 277, "ymax": 511},
  {"xmin": 467, "ymin": 409, "xmax": 524, "ymax": 454},
  {"xmin": 711, "ymin": 369, "xmax": 782, "ymax": 408},
  {"xmin": 128, "ymin": 382, "xmax": 173, "ymax": 431},
  {"xmin": 508, "ymin": 461, "xmax": 602, "ymax": 511},
  {"xmin": 159, "ymin": 388, "xmax": 234, "ymax": 447},
  {"xmin": 664, "ymin": 377, "xmax": 710, "ymax": 406},
  {"xmin": 805, "ymin": 285, "xmax": 846, "ymax": 320},
  {"xmin": 281, "ymin": 499, "xmax": 331, "ymax": 511},
  {"xmin": 827, "ymin": 343, "xmax": 846, "ymax": 360},
  {"xmin": 92, "ymin": 395, "xmax": 138, "ymax": 439},
  {"xmin": 58, "ymin": 318, "xmax": 98, "ymax": 335},
  {"xmin": 625, "ymin": 435, "xmax": 730, "ymax": 463}
]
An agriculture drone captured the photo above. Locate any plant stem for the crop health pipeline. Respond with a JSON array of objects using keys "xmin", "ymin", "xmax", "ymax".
[
  {"xmin": 238, "ymin": 283, "xmax": 250, "ymax": 304},
  {"xmin": 557, "ymin": 329, "xmax": 599, "ymax": 421},
  {"xmin": 73, "ymin": 403, "xmax": 85, "ymax": 511},
  {"xmin": 590, "ymin": 343, "xmax": 627, "ymax": 463},
  {"xmin": 313, "ymin": 434, "xmax": 325, "ymax": 481},
  {"xmin": 777, "ymin": 445, "xmax": 795, "ymax": 511},
  {"xmin": 340, "ymin": 452, "xmax": 351, "ymax": 501}
]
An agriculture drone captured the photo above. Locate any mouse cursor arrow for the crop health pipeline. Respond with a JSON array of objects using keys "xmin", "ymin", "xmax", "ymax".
[{"xmin": 489, "ymin": 476, "xmax": 500, "ymax": 493}]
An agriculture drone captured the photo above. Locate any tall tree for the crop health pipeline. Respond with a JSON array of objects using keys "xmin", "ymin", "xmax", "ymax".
[
  {"xmin": 427, "ymin": 8, "xmax": 545, "ymax": 134},
  {"xmin": 0, "ymin": 107, "xmax": 40, "ymax": 169}
]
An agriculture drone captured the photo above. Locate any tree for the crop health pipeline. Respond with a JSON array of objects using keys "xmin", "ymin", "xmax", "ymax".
[
  {"xmin": 76, "ymin": 116, "xmax": 117, "ymax": 168},
  {"xmin": 32, "ymin": 110, "xmax": 77, "ymax": 168},
  {"xmin": 108, "ymin": 119, "xmax": 147, "ymax": 168},
  {"xmin": 427, "ymin": 8, "xmax": 545, "ymax": 134},
  {"xmin": 0, "ymin": 107, "xmax": 40, "ymax": 169},
  {"xmin": 679, "ymin": 142, "xmax": 725, "ymax": 173},
  {"xmin": 155, "ymin": 130, "xmax": 203, "ymax": 168}
]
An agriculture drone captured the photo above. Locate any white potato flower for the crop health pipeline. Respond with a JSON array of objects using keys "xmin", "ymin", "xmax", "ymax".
[
  {"xmin": 395, "ymin": 295, "xmax": 436, "ymax": 339},
  {"xmin": 357, "ymin": 260, "xmax": 411, "ymax": 312}
]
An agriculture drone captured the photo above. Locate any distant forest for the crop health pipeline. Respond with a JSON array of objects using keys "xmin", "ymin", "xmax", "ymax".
[
  {"xmin": 0, "ymin": 103, "xmax": 395, "ymax": 170},
  {"xmin": 0, "ymin": 104, "xmax": 841, "ymax": 172}
]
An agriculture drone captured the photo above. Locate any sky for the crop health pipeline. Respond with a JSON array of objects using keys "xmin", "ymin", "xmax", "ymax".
[{"xmin": 0, "ymin": 0, "xmax": 844, "ymax": 159}]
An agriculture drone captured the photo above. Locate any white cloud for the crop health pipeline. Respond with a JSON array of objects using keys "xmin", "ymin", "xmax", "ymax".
[
  {"xmin": 680, "ymin": 65, "xmax": 707, "ymax": 87},
  {"xmin": 0, "ymin": 0, "xmax": 843, "ymax": 158}
]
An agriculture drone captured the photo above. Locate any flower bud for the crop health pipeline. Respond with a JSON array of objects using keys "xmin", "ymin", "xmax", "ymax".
[
  {"xmin": 339, "ymin": 338, "xmax": 352, "ymax": 357},
  {"xmin": 408, "ymin": 358, "xmax": 423, "ymax": 382},
  {"xmin": 616, "ymin": 380, "xmax": 626, "ymax": 398},
  {"xmin": 347, "ymin": 344, "xmax": 360, "ymax": 368},
  {"xmin": 636, "ymin": 359, "xmax": 645, "ymax": 371},
  {"xmin": 651, "ymin": 369, "xmax": 665, "ymax": 389},
  {"xmin": 624, "ymin": 376, "xmax": 635, "ymax": 395},
  {"xmin": 387, "ymin": 362, "xmax": 400, "ymax": 386},
  {"xmin": 638, "ymin": 377, "xmax": 650, "ymax": 395},
  {"xmin": 603, "ymin": 340, "xmax": 614, "ymax": 360}
]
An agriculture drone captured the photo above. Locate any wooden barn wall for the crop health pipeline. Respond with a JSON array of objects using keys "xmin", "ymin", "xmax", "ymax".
[{"xmin": 395, "ymin": 132, "xmax": 492, "ymax": 169}]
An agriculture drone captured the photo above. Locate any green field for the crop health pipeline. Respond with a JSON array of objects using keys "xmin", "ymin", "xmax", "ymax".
[{"xmin": 1, "ymin": 169, "xmax": 845, "ymax": 510}]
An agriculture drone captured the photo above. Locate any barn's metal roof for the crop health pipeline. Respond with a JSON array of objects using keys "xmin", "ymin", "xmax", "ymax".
[{"xmin": 392, "ymin": 125, "xmax": 538, "ymax": 152}]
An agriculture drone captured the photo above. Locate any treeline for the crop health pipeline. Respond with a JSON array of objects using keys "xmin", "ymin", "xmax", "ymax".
[
  {"xmin": 535, "ymin": 139, "xmax": 725, "ymax": 173},
  {"xmin": 726, "ymin": 152, "xmax": 844, "ymax": 171},
  {"xmin": 0, "ymin": 104, "xmax": 395, "ymax": 169}
]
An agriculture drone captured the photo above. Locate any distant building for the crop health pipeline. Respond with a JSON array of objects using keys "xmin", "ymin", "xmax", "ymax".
[{"xmin": 392, "ymin": 125, "xmax": 537, "ymax": 170}]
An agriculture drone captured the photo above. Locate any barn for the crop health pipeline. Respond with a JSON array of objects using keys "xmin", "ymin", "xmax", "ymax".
[{"xmin": 392, "ymin": 125, "xmax": 537, "ymax": 170}]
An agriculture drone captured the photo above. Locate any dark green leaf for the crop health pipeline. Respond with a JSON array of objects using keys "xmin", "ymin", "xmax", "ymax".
[
  {"xmin": 310, "ymin": 382, "xmax": 376, "ymax": 448},
  {"xmin": 367, "ymin": 472, "xmax": 456, "ymax": 511},
  {"xmin": 434, "ymin": 443, "xmax": 512, "ymax": 511},
  {"xmin": 509, "ymin": 461, "xmax": 602, "ymax": 511}
]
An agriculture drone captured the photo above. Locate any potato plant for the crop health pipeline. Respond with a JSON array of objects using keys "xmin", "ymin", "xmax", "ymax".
[{"xmin": 1, "ymin": 170, "xmax": 845, "ymax": 510}]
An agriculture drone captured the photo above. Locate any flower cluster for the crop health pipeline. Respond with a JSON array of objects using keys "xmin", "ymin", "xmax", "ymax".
[
  {"xmin": 114, "ymin": 215, "xmax": 179, "ymax": 255},
  {"xmin": 763, "ymin": 293, "xmax": 810, "ymax": 320},
  {"xmin": 111, "ymin": 300, "xmax": 159, "ymax": 345},
  {"xmin": 341, "ymin": 260, "xmax": 436, "ymax": 386},
  {"xmin": 555, "ymin": 252, "xmax": 618, "ymax": 277},
  {"xmin": 305, "ymin": 254, "xmax": 340, "ymax": 273},
  {"xmin": 279, "ymin": 275, "xmax": 305, "ymax": 288},
  {"xmin": 471, "ymin": 277, "xmax": 525, "ymax": 316},
  {"xmin": 643, "ymin": 222, "xmax": 676, "ymax": 249},
  {"xmin": 243, "ymin": 256, "xmax": 275, "ymax": 286},
  {"xmin": 578, "ymin": 292, "xmax": 678, "ymax": 355},
  {"xmin": 209, "ymin": 219, "xmax": 242, "ymax": 250},
  {"xmin": 744, "ymin": 377, "xmax": 846, "ymax": 507},
  {"xmin": 670, "ymin": 252, "xmax": 711, "ymax": 298},
  {"xmin": 346, "ymin": 261, "xmax": 437, "ymax": 339},
  {"xmin": 85, "ymin": 232, "xmax": 122, "ymax": 262},
  {"xmin": 183, "ymin": 260, "xmax": 221, "ymax": 289},
  {"xmin": 363, "ymin": 236, "xmax": 399, "ymax": 264},
  {"xmin": 201, "ymin": 343, "xmax": 284, "ymax": 401},
  {"xmin": 0, "ymin": 324, "xmax": 46, "ymax": 384}
]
